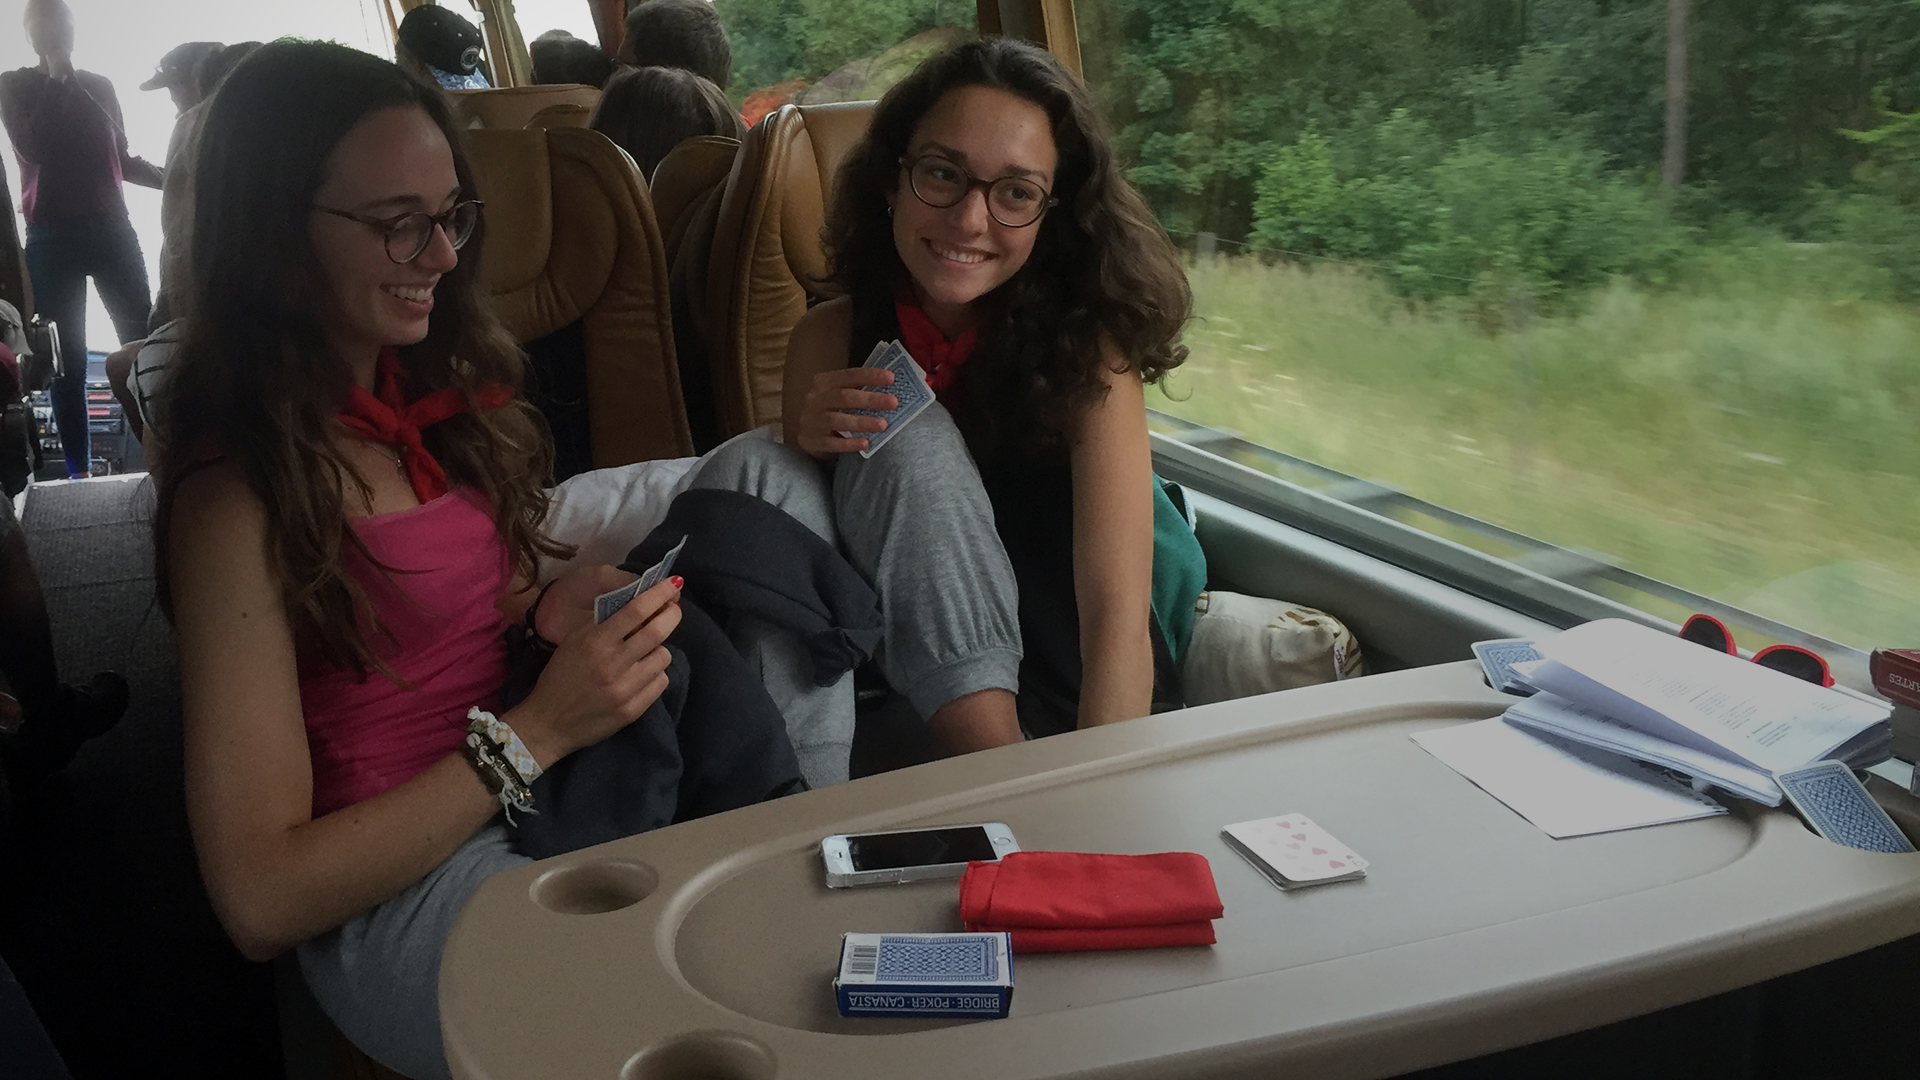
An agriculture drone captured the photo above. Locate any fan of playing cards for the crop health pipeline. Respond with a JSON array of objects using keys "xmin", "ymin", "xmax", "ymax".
[
  {"xmin": 594, "ymin": 537, "xmax": 688, "ymax": 624},
  {"xmin": 838, "ymin": 340, "xmax": 935, "ymax": 458}
]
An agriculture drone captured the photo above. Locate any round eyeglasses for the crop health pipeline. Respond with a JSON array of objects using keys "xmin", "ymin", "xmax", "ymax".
[
  {"xmin": 313, "ymin": 199, "xmax": 483, "ymax": 263},
  {"xmin": 900, "ymin": 155, "xmax": 1056, "ymax": 228}
]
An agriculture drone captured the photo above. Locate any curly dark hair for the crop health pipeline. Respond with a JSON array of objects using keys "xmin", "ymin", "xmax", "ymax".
[
  {"xmin": 825, "ymin": 37, "xmax": 1189, "ymax": 455},
  {"xmin": 154, "ymin": 40, "xmax": 567, "ymax": 678}
]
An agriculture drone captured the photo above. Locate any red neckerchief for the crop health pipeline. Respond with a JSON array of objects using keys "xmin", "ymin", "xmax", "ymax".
[
  {"xmin": 894, "ymin": 293, "xmax": 978, "ymax": 400},
  {"xmin": 335, "ymin": 348, "xmax": 513, "ymax": 503}
]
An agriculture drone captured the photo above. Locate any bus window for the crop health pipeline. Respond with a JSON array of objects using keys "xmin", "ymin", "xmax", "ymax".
[
  {"xmin": 0, "ymin": 0, "xmax": 387, "ymax": 368},
  {"xmin": 714, "ymin": 0, "xmax": 978, "ymax": 124},
  {"xmin": 510, "ymin": 0, "xmax": 603, "ymax": 61},
  {"xmin": 1076, "ymin": 0, "xmax": 1920, "ymax": 661}
]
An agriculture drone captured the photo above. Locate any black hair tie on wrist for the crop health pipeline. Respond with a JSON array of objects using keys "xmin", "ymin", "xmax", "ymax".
[{"xmin": 522, "ymin": 578, "xmax": 561, "ymax": 656}]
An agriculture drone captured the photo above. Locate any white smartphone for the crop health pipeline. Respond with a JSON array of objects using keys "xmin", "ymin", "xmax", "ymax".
[{"xmin": 820, "ymin": 822, "xmax": 1019, "ymax": 887}]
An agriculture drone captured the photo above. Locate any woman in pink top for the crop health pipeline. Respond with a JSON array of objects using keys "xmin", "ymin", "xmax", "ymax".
[{"xmin": 154, "ymin": 42, "xmax": 689, "ymax": 1079}]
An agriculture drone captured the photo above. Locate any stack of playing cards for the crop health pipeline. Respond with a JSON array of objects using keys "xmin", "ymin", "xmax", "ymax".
[
  {"xmin": 834, "ymin": 932, "xmax": 1013, "ymax": 1018},
  {"xmin": 837, "ymin": 340, "xmax": 935, "ymax": 459},
  {"xmin": 1221, "ymin": 814, "xmax": 1369, "ymax": 891},
  {"xmin": 1473, "ymin": 637, "xmax": 1542, "ymax": 696},
  {"xmin": 593, "ymin": 536, "xmax": 688, "ymax": 624}
]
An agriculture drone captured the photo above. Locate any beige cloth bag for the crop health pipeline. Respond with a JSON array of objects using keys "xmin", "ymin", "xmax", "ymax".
[{"xmin": 1181, "ymin": 591, "xmax": 1366, "ymax": 706}]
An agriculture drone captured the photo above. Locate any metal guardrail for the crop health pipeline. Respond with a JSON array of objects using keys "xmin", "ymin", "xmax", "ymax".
[{"xmin": 1147, "ymin": 408, "xmax": 1875, "ymax": 691}]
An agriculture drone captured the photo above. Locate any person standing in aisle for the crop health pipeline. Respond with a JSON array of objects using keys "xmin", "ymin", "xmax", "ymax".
[{"xmin": 0, "ymin": 0, "xmax": 162, "ymax": 478}]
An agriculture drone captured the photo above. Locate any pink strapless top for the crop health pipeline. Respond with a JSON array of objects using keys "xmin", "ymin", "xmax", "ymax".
[{"xmin": 298, "ymin": 488, "xmax": 512, "ymax": 816}]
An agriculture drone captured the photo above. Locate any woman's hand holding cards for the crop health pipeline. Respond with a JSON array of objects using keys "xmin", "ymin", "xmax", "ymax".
[
  {"xmin": 795, "ymin": 367, "xmax": 899, "ymax": 458},
  {"xmin": 506, "ymin": 576, "xmax": 682, "ymax": 769},
  {"xmin": 532, "ymin": 563, "xmax": 640, "ymax": 644}
]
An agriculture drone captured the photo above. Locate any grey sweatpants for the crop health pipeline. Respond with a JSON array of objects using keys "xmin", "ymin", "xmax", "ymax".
[
  {"xmin": 298, "ymin": 406, "xmax": 1022, "ymax": 1079},
  {"xmin": 685, "ymin": 404, "xmax": 1023, "ymax": 772}
]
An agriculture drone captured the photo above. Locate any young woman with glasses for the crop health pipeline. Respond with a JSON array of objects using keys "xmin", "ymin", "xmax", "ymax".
[
  {"xmin": 781, "ymin": 39, "xmax": 1201, "ymax": 743},
  {"xmin": 147, "ymin": 41, "xmax": 813, "ymax": 1078}
]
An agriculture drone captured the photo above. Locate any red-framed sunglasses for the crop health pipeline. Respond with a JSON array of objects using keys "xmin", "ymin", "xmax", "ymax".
[{"xmin": 1678, "ymin": 614, "xmax": 1834, "ymax": 687}]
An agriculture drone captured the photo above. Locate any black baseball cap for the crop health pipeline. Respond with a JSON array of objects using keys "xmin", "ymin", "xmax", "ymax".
[
  {"xmin": 141, "ymin": 41, "xmax": 222, "ymax": 91},
  {"xmin": 398, "ymin": 5, "xmax": 486, "ymax": 77}
]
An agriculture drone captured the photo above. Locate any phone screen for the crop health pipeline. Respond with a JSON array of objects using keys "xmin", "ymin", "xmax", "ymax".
[{"xmin": 846, "ymin": 826, "xmax": 997, "ymax": 871}]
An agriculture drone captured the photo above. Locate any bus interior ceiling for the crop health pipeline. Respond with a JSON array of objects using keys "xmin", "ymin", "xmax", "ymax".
[{"xmin": 2, "ymin": 0, "xmax": 1918, "ymax": 1078}]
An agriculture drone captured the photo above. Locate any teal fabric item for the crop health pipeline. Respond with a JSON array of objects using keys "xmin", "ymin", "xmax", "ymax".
[{"xmin": 1151, "ymin": 476, "xmax": 1207, "ymax": 663}]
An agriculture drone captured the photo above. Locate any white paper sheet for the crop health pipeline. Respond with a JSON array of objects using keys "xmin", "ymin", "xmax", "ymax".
[
  {"xmin": 1524, "ymin": 619, "xmax": 1888, "ymax": 773},
  {"xmin": 1504, "ymin": 692, "xmax": 1783, "ymax": 805},
  {"xmin": 1412, "ymin": 717, "xmax": 1728, "ymax": 839}
]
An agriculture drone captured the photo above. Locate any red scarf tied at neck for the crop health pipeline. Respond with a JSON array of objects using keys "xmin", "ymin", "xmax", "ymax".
[
  {"xmin": 335, "ymin": 347, "xmax": 514, "ymax": 503},
  {"xmin": 894, "ymin": 294, "xmax": 978, "ymax": 400}
]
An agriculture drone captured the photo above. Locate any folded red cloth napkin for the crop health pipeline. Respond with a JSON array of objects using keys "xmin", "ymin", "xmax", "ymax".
[{"xmin": 959, "ymin": 851, "xmax": 1223, "ymax": 954}]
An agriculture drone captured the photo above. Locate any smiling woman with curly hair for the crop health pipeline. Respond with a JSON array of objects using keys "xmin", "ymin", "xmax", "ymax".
[{"xmin": 784, "ymin": 37, "xmax": 1203, "ymax": 742}]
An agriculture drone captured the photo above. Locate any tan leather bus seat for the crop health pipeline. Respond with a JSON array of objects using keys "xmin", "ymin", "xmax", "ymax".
[
  {"xmin": 452, "ymin": 84, "xmax": 602, "ymax": 130},
  {"xmin": 524, "ymin": 102, "xmax": 593, "ymax": 130},
  {"xmin": 465, "ymin": 127, "xmax": 692, "ymax": 476},
  {"xmin": 704, "ymin": 102, "xmax": 875, "ymax": 439},
  {"xmin": 651, "ymin": 136, "xmax": 742, "ymax": 452},
  {"xmin": 652, "ymin": 136, "xmax": 741, "ymax": 256}
]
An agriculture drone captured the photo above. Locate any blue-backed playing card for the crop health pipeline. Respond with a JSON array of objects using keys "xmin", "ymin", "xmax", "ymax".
[
  {"xmin": 593, "ymin": 535, "xmax": 687, "ymax": 624},
  {"xmin": 838, "ymin": 339, "xmax": 935, "ymax": 459},
  {"xmin": 1473, "ymin": 638, "xmax": 1542, "ymax": 696},
  {"xmin": 1777, "ymin": 760, "xmax": 1915, "ymax": 853}
]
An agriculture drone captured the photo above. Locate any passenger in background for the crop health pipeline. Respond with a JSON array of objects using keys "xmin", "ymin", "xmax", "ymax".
[
  {"xmin": 785, "ymin": 39, "xmax": 1200, "ymax": 740},
  {"xmin": 589, "ymin": 65, "xmax": 744, "ymax": 181},
  {"xmin": 149, "ymin": 40, "xmax": 260, "ymax": 325},
  {"xmin": 0, "ymin": 0, "xmax": 163, "ymax": 478},
  {"xmin": 108, "ymin": 41, "xmax": 261, "ymax": 448},
  {"xmin": 617, "ymin": 0, "xmax": 733, "ymax": 90},
  {"xmin": 139, "ymin": 41, "xmax": 221, "ymax": 117},
  {"xmin": 395, "ymin": 4, "xmax": 491, "ymax": 92},
  {"xmin": 529, "ymin": 29, "xmax": 614, "ymax": 88}
]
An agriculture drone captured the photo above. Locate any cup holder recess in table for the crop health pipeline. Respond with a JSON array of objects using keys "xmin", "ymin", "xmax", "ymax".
[
  {"xmin": 620, "ymin": 1031, "xmax": 777, "ymax": 1080},
  {"xmin": 529, "ymin": 860, "xmax": 659, "ymax": 915}
]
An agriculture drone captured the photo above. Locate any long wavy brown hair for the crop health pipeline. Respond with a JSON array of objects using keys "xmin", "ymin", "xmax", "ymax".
[
  {"xmin": 154, "ymin": 40, "xmax": 566, "ymax": 678},
  {"xmin": 825, "ymin": 38, "xmax": 1191, "ymax": 457}
]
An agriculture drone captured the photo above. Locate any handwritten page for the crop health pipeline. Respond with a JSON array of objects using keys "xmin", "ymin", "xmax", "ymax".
[
  {"xmin": 1413, "ymin": 718, "xmax": 1727, "ymax": 838},
  {"xmin": 1528, "ymin": 619, "xmax": 1888, "ymax": 774}
]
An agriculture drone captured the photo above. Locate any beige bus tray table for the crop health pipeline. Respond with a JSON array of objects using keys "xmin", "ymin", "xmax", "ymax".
[{"xmin": 441, "ymin": 661, "xmax": 1920, "ymax": 1080}]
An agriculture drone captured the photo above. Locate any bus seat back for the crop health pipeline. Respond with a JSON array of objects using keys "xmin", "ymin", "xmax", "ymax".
[
  {"xmin": 652, "ymin": 136, "xmax": 743, "ymax": 452},
  {"xmin": 465, "ymin": 127, "xmax": 692, "ymax": 474},
  {"xmin": 704, "ymin": 101, "xmax": 875, "ymax": 439},
  {"xmin": 453, "ymin": 84, "xmax": 602, "ymax": 131}
]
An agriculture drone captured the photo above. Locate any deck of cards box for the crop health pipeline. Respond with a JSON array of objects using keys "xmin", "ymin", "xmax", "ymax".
[{"xmin": 834, "ymin": 933, "xmax": 1014, "ymax": 1019}]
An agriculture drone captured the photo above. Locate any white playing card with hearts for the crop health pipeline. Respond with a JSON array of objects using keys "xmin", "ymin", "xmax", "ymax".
[{"xmin": 1222, "ymin": 813, "xmax": 1369, "ymax": 888}]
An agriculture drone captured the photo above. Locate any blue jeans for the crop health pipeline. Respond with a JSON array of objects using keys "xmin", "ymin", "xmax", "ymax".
[{"xmin": 24, "ymin": 215, "xmax": 151, "ymax": 476}]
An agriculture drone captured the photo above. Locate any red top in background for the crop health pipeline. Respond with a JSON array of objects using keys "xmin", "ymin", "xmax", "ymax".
[{"xmin": 0, "ymin": 68, "xmax": 136, "ymax": 223}]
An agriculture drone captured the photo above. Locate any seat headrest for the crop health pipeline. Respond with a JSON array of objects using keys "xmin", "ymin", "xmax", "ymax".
[
  {"xmin": 467, "ymin": 127, "xmax": 629, "ymax": 341},
  {"xmin": 466, "ymin": 129, "xmax": 555, "ymax": 296},
  {"xmin": 455, "ymin": 85, "xmax": 603, "ymax": 130},
  {"xmin": 525, "ymin": 102, "xmax": 593, "ymax": 130},
  {"xmin": 651, "ymin": 136, "xmax": 740, "ymax": 250},
  {"xmin": 773, "ymin": 102, "xmax": 875, "ymax": 293},
  {"xmin": 464, "ymin": 127, "xmax": 691, "ymax": 464}
]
